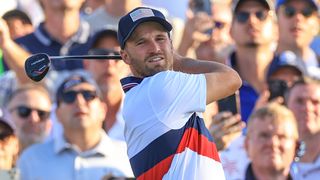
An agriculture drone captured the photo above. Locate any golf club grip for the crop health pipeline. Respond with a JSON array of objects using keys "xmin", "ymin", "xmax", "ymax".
[{"xmin": 50, "ymin": 55, "xmax": 122, "ymax": 60}]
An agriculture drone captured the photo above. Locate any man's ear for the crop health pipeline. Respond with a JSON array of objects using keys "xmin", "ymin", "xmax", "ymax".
[{"xmin": 120, "ymin": 49, "xmax": 131, "ymax": 65}]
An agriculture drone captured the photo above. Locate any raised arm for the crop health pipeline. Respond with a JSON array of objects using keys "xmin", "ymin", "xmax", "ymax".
[
  {"xmin": 173, "ymin": 52, "xmax": 242, "ymax": 104},
  {"xmin": 0, "ymin": 19, "xmax": 32, "ymax": 84}
]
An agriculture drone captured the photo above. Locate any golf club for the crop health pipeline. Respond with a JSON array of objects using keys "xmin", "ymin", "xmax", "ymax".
[{"xmin": 25, "ymin": 53, "xmax": 122, "ymax": 82}]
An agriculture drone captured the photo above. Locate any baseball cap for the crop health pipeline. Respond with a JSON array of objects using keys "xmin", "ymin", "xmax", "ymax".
[
  {"xmin": 117, "ymin": 7, "xmax": 173, "ymax": 49},
  {"xmin": 267, "ymin": 51, "xmax": 307, "ymax": 79},
  {"xmin": 232, "ymin": 0, "xmax": 274, "ymax": 13},
  {"xmin": 276, "ymin": 0, "xmax": 319, "ymax": 10},
  {"xmin": 55, "ymin": 75, "xmax": 102, "ymax": 104}
]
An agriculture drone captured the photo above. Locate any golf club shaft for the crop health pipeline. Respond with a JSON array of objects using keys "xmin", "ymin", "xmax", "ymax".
[{"xmin": 50, "ymin": 55, "xmax": 122, "ymax": 60}]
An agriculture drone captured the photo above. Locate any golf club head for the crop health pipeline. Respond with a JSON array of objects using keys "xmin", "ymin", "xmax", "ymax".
[{"xmin": 25, "ymin": 53, "xmax": 51, "ymax": 82}]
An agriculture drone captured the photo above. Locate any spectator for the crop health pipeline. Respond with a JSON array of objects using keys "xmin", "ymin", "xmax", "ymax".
[
  {"xmin": 2, "ymin": 9, "xmax": 33, "ymax": 39},
  {"xmin": 286, "ymin": 76, "xmax": 320, "ymax": 179},
  {"xmin": 85, "ymin": 0, "xmax": 142, "ymax": 33},
  {"xmin": 84, "ymin": 28, "xmax": 129, "ymax": 141},
  {"xmin": 17, "ymin": 75, "xmax": 133, "ymax": 179},
  {"xmin": 217, "ymin": 0, "xmax": 277, "ymax": 178},
  {"xmin": 118, "ymin": 7, "xmax": 241, "ymax": 179},
  {"xmin": 0, "ymin": 117, "xmax": 18, "ymax": 170},
  {"xmin": 5, "ymin": 84, "xmax": 52, "ymax": 153},
  {"xmin": 0, "ymin": 117, "xmax": 19, "ymax": 180},
  {"xmin": 179, "ymin": 1, "xmax": 234, "ymax": 64},
  {"xmin": 245, "ymin": 103, "xmax": 298, "ymax": 179},
  {"xmin": 275, "ymin": 0, "xmax": 320, "ymax": 77},
  {"xmin": 0, "ymin": 0, "xmax": 90, "ymax": 84}
]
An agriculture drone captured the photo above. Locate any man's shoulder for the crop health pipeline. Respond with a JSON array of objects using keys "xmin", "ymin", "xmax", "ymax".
[
  {"xmin": 15, "ymin": 32, "xmax": 38, "ymax": 45},
  {"xmin": 19, "ymin": 140, "xmax": 54, "ymax": 160}
]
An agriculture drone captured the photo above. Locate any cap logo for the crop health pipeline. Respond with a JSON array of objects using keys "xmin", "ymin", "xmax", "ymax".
[{"xmin": 130, "ymin": 8, "xmax": 155, "ymax": 22}]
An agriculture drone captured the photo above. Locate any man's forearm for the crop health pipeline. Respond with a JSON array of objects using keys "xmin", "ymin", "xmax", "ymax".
[{"xmin": 2, "ymin": 40, "xmax": 32, "ymax": 84}]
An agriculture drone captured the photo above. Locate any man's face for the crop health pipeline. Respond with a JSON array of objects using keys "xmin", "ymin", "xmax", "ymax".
[
  {"xmin": 84, "ymin": 36, "xmax": 127, "ymax": 94},
  {"xmin": 210, "ymin": 3, "xmax": 233, "ymax": 52},
  {"xmin": 231, "ymin": 1, "xmax": 276, "ymax": 47},
  {"xmin": 56, "ymin": 83, "xmax": 106, "ymax": 132},
  {"xmin": 8, "ymin": 90, "xmax": 52, "ymax": 146},
  {"xmin": 121, "ymin": 22, "xmax": 174, "ymax": 78},
  {"xmin": 287, "ymin": 84, "xmax": 320, "ymax": 138},
  {"xmin": 5, "ymin": 18, "xmax": 34, "ymax": 39},
  {"xmin": 277, "ymin": 0, "xmax": 319, "ymax": 48},
  {"xmin": 245, "ymin": 116, "xmax": 297, "ymax": 173}
]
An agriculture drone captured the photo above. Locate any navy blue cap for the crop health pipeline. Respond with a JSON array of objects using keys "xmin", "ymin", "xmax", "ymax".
[
  {"xmin": 117, "ymin": 7, "xmax": 173, "ymax": 49},
  {"xmin": 276, "ymin": 0, "xmax": 319, "ymax": 10},
  {"xmin": 267, "ymin": 51, "xmax": 307, "ymax": 79}
]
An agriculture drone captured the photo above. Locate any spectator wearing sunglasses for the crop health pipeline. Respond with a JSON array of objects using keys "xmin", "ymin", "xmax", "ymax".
[
  {"xmin": 17, "ymin": 75, "xmax": 133, "ymax": 180},
  {"xmin": 178, "ymin": 0, "xmax": 234, "ymax": 64},
  {"xmin": 5, "ymin": 84, "xmax": 52, "ymax": 154},
  {"xmin": 275, "ymin": 0, "xmax": 320, "ymax": 78},
  {"xmin": 217, "ymin": 0, "xmax": 278, "ymax": 179},
  {"xmin": 83, "ymin": 28, "xmax": 130, "ymax": 141}
]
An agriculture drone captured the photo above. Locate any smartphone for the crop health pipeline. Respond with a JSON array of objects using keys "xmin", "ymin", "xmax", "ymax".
[
  {"xmin": 267, "ymin": 79, "xmax": 288, "ymax": 101},
  {"xmin": 217, "ymin": 92, "xmax": 240, "ymax": 115}
]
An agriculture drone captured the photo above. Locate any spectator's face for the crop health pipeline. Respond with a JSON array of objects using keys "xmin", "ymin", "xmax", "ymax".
[
  {"xmin": 245, "ymin": 116, "xmax": 297, "ymax": 173},
  {"xmin": 5, "ymin": 18, "xmax": 33, "ymax": 39},
  {"xmin": 0, "ymin": 135, "xmax": 18, "ymax": 169},
  {"xmin": 210, "ymin": 4, "xmax": 233, "ymax": 52},
  {"xmin": 84, "ymin": 36, "xmax": 128, "ymax": 95},
  {"xmin": 269, "ymin": 67, "xmax": 301, "ymax": 87},
  {"xmin": 231, "ymin": 1, "xmax": 276, "ymax": 47},
  {"xmin": 8, "ymin": 90, "xmax": 51, "ymax": 146},
  {"xmin": 56, "ymin": 83, "xmax": 106, "ymax": 132},
  {"xmin": 277, "ymin": 0, "xmax": 319, "ymax": 48},
  {"xmin": 121, "ymin": 22, "xmax": 174, "ymax": 78},
  {"xmin": 287, "ymin": 84, "xmax": 320, "ymax": 138}
]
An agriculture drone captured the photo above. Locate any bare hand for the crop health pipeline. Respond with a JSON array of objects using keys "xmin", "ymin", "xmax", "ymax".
[{"xmin": 209, "ymin": 112, "xmax": 245, "ymax": 151}]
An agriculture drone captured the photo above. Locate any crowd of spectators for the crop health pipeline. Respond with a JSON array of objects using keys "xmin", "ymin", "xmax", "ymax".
[{"xmin": 0, "ymin": 0, "xmax": 319, "ymax": 179}]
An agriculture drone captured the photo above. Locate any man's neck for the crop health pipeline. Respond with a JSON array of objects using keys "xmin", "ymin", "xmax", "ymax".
[
  {"xmin": 276, "ymin": 43, "xmax": 313, "ymax": 60},
  {"xmin": 64, "ymin": 129, "xmax": 101, "ymax": 152},
  {"xmin": 44, "ymin": 10, "xmax": 80, "ymax": 44},
  {"xmin": 235, "ymin": 45, "xmax": 274, "ymax": 93},
  {"xmin": 252, "ymin": 165, "xmax": 290, "ymax": 180},
  {"xmin": 301, "ymin": 132, "xmax": 320, "ymax": 162},
  {"xmin": 104, "ymin": 90, "xmax": 123, "ymax": 132}
]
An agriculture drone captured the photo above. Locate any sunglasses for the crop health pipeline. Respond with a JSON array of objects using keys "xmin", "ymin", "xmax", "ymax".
[
  {"xmin": 11, "ymin": 105, "xmax": 50, "ymax": 121},
  {"xmin": 213, "ymin": 21, "xmax": 226, "ymax": 29},
  {"xmin": 235, "ymin": 11, "xmax": 269, "ymax": 23},
  {"xmin": 284, "ymin": 6, "xmax": 315, "ymax": 18},
  {"xmin": 61, "ymin": 90, "xmax": 98, "ymax": 104}
]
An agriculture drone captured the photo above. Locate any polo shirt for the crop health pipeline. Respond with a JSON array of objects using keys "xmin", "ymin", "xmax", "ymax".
[
  {"xmin": 121, "ymin": 71, "xmax": 225, "ymax": 180},
  {"xmin": 227, "ymin": 52, "xmax": 259, "ymax": 122},
  {"xmin": 12, "ymin": 21, "xmax": 92, "ymax": 71},
  {"xmin": 17, "ymin": 131, "xmax": 133, "ymax": 180}
]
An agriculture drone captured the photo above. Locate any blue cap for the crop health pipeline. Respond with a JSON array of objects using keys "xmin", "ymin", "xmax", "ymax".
[
  {"xmin": 233, "ymin": 0, "xmax": 274, "ymax": 13},
  {"xmin": 267, "ymin": 51, "xmax": 307, "ymax": 79},
  {"xmin": 276, "ymin": 0, "xmax": 319, "ymax": 10},
  {"xmin": 117, "ymin": 7, "xmax": 172, "ymax": 49}
]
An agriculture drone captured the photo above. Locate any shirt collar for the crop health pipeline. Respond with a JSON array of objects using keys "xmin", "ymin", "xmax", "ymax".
[
  {"xmin": 34, "ymin": 21, "xmax": 91, "ymax": 47},
  {"xmin": 120, "ymin": 76, "xmax": 144, "ymax": 93},
  {"xmin": 54, "ymin": 130, "xmax": 114, "ymax": 157}
]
